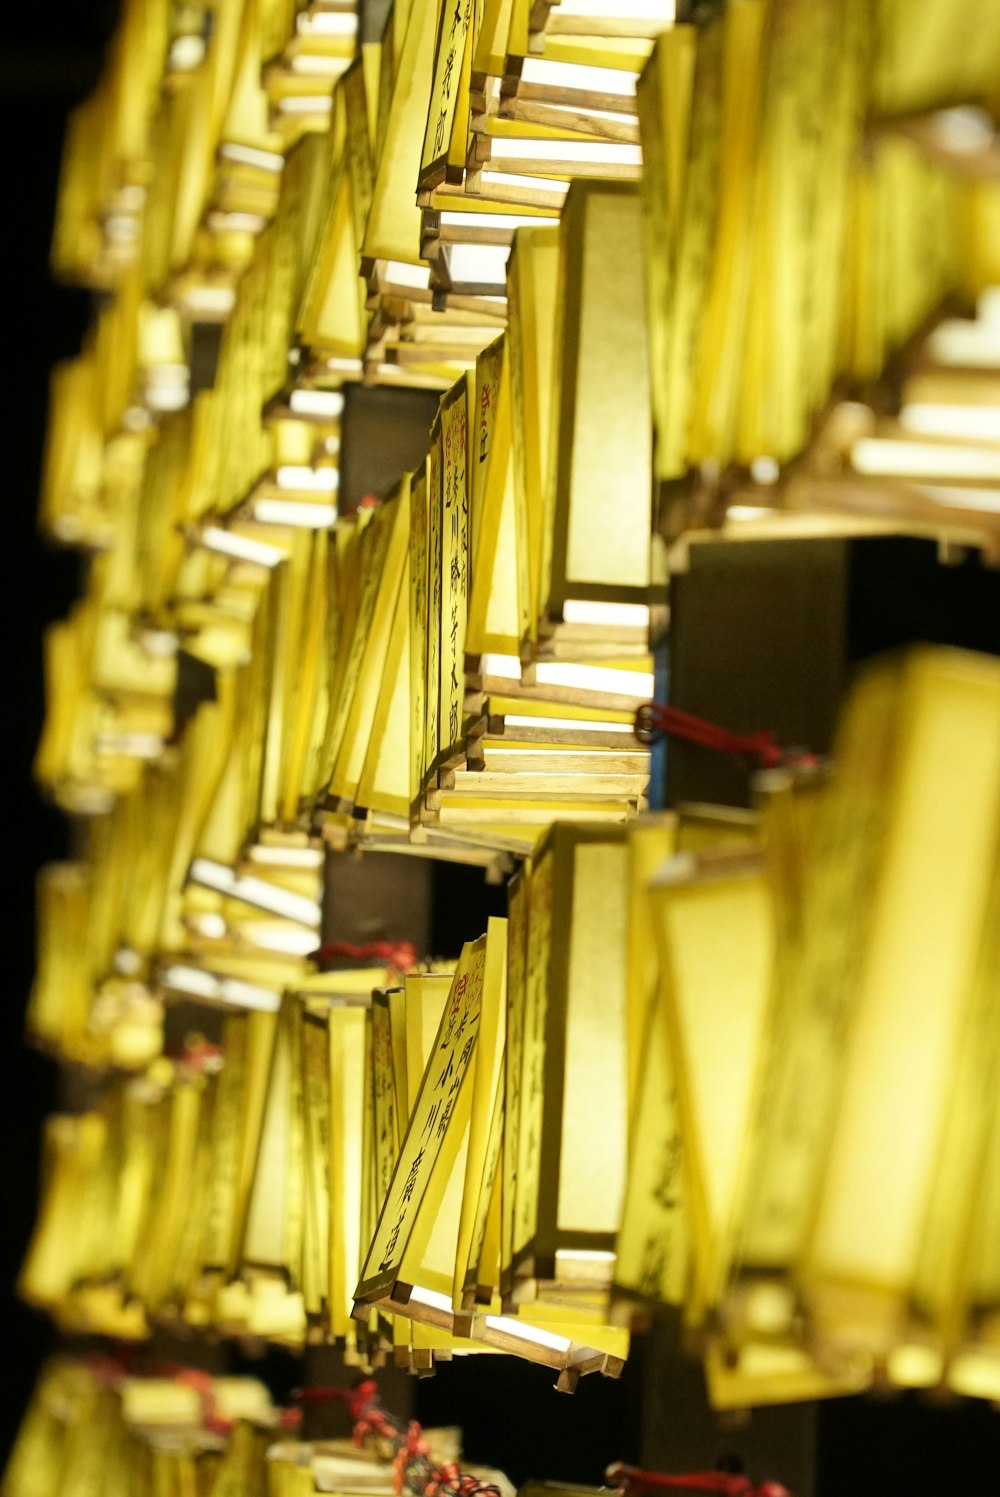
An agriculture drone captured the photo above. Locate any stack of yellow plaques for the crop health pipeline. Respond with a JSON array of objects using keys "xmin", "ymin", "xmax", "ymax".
[
  {"xmin": 353, "ymin": 909, "xmax": 630, "ymax": 1387},
  {"xmin": 261, "ymin": 0, "xmax": 360, "ymax": 131},
  {"xmin": 296, "ymin": 0, "xmax": 662, "ymax": 389},
  {"xmin": 273, "ymin": 270, "xmax": 655, "ymax": 861},
  {"xmin": 413, "ymin": 0, "xmax": 670, "ymax": 303},
  {"xmin": 665, "ymin": 287, "xmax": 1000, "ymax": 565},
  {"xmin": 611, "ymin": 648, "xmax": 1000, "ymax": 1409},
  {"xmin": 35, "ymin": 601, "xmax": 177, "ymax": 814},
  {"xmin": 31, "ymin": 566, "xmax": 330, "ymax": 1063},
  {"xmin": 3, "ymin": 1358, "xmax": 277, "ymax": 1497},
  {"xmin": 527, "ymin": 1, "xmax": 676, "ymax": 50},
  {"xmin": 384, "ymin": 180, "xmax": 653, "ymax": 845},
  {"xmin": 356, "ymin": 4, "xmax": 510, "ymax": 386},
  {"xmin": 21, "ymin": 967, "xmax": 450, "ymax": 1355},
  {"xmin": 49, "ymin": 0, "xmax": 170, "ymax": 290},
  {"xmin": 635, "ymin": 0, "xmax": 1000, "ymax": 558},
  {"xmin": 23, "ymin": 644, "xmax": 1000, "ymax": 1405}
]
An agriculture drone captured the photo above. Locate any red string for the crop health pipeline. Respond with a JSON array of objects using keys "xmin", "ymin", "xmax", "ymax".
[
  {"xmin": 395, "ymin": 1422, "xmax": 432, "ymax": 1494},
  {"xmin": 634, "ymin": 704, "xmax": 817, "ymax": 773},
  {"xmin": 175, "ymin": 1040, "xmax": 223, "ymax": 1073},
  {"xmin": 293, "ymin": 1383, "xmax": 500, "ymax": 1497},
  {"xmin": 84, "ymin": 1353, "xmax": 130, "ymax": 1386},
  {"xmin": 173, "ymin": 1368, "xmax": 233, "ymax": 1437},
  {"xmin": 609, "ymin": 1462, "xmax": 792, "ymax": 1497},
  {"xmin": 293, "ymin": 1378, "xmax": 378, "ymax": 1424},
  {"xmin": 311, "ymin": 940, "xmax": 419, "ymax": 972}
]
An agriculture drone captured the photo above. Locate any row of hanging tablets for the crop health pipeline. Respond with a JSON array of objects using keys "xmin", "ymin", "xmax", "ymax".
[{"xmin": 23, "ymin": 644, "xmax": 1000, "ymax": 1406}]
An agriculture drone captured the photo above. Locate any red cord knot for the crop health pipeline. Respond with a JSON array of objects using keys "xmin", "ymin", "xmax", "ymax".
[
  {"xmin": 84, "ymin": 1353, "xmax": 129, "ymax": 1387},
  {"xmin": 295, "ymin": 1380, "xmax": 504, "ymax": 1497},
  {"xmin": 390, "ymin": 1424, "xmax": 425, "ymax": 1492},
  {"xmin": 350, "ymin": 1379, "xmax": 380, "ymax": 1423},
  {"xmin": 426, "ymin": 1459, "xmax": 461, "ymax": 1497},
  {"xmin": 292, "ymin": 1379, "xmax": 378, "ymax": 1413},
  {"xmin": 175, "ymin": 1368, "xmax": 232, "ymax": 1437},
  {"xmin": 175, "ymin": 1039, "xmax": 223, "ymax": 1074},
  {"xmin": 354, "ymin": 1393, "xmax": 401, "ymax": 1458},
  {"xmin": 608, "ymin": 1463, "xmax": 792, "ymax": 1497},
  {"xmin": 634, "ymin": 703, "xmax": 818, "ymax": 774},
  {"xmin": 311, "ymin": 939, "xmax": 419, "ymax": 972}
]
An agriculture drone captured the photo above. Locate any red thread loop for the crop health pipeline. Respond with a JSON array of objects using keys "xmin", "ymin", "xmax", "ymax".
[
  {"xmin": 293, "ymin": 1379, "xmax": 381, "ymax": 1430},
  {"xmin": 293, "ymin": 1380, "xmax": 373, "ymax": 1412},
  {"xmin": 349, "ymin": 1379, "xmax": 381, "ymax": 1423},
  {"xmin": 297, "ymin": 1382, "xmax": 500, "ymax": 1497},
  {"xmin": 394, "ymin": 1422, "xmax": 432, "ymax": 1494},
  {"xmin": 608, "ymin": 1462, "xmax": 792, "ymax": 1497},
  {"xmin": 84, "ymin": 1353, "xmax": 129, "ymax": 1387},
  {"xmin": 312, "ymin": 939, "xmax": 419, "ymax": 972},
  {"xmin": 85, "ymin": 1357, "xmax": 230, "ymax": 1438},
  {"xmin": 174, "ymin": 1368, "xmax": 232, "ymax": 1437},
  {"xmin": 634, "ymin": 703, "xmax": 817, "ymax": 773},
  {"xmin": 176, "ymin": 1040, "xmax": 223, "ymax": 1073}
]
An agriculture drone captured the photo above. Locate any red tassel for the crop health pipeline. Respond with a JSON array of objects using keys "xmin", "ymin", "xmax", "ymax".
[
  {"xmin": 608, "ymin": 1462, "xmax": 792, "ymax": 1497},
  {"xmin": 294, "ymin": 1382, "xmax": 500, "ymax": 1497},
  {"xmin": 311, "ymin": 939, "xmax": 419, "ymax": 972},
  {"xmin": 634, "ymin": 703, "xmax": 817, "ymax": 773}
]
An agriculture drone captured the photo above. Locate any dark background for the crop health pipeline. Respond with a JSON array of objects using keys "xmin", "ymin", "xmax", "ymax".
[
  {"xmin": 2, "ymin": 2, "xmax": 999, "ymax": 1491},
  {"xmin": 1, "ymin": 0, "xmax": 112, "ymax": 1466}
]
